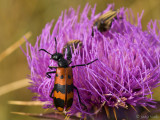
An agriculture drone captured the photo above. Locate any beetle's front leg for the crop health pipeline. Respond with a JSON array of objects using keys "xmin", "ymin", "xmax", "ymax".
[
  {"xmin": 46, "ymin": 71, "xmax": 56, "ymax": 78},
  {"xmin": 73, "ymin": 85, "xmax": 87, "ymax": 110},
  {"xmin": 71, "ymin": 59, "xmax": 98, "ymax": 68}
]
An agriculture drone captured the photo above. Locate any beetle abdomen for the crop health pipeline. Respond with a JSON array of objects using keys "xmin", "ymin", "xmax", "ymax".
[{"xmin": 53, "ymin": 67, "xmax": 73, "ymax": 111}]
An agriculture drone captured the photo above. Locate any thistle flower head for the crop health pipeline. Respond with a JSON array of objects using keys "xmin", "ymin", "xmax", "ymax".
[{"xmin": 25, "ymin": 3, "xmax": 160, "ymax": 117}]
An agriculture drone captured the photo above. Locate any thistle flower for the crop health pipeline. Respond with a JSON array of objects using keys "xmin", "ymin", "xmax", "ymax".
[{"xmin": 24, "ymin": 3, "xmax": 160, "ymax": 119}]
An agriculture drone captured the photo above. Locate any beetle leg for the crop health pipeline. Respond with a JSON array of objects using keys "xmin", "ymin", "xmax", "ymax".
[
  {"xmin": 50, "ymin": 88, "xmax": 54, "ymax": 98},
  {"xmin": 73, "ymin": 86, "xmax": 87, "ymax": 110},
  {"xmin": 46, "ymin": 71, "xmax": 56, "ymax": 78},
  {"xmin": 71, "ymin": 59, "xmax": 98, "ymax": 68},
  {"xmin": 91, "ymin": 27, "xmax": 94, "ymax": 37},
  {"xmin": 48, "ymin": 66, "xmax": 57, "ymax": 70}
]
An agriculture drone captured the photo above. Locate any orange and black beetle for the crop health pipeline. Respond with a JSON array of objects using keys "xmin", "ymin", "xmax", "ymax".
[{"xmin": 39, "ymin": 38, "xmax": 98, "ymax": 112}]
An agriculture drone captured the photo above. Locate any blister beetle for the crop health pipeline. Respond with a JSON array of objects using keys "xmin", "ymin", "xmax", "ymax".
[{"xmin": 39, "ymin": 38, "xmax": 98, "ymax": 112}]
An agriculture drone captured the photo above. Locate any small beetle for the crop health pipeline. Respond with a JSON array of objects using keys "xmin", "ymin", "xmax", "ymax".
[
  {"xmin": 39, "ymin": 38, "xmax": 98, "ymax": 112},
  {"xmin": 92, "ymin": 10, "xmax": 119, "ymax": 35}
]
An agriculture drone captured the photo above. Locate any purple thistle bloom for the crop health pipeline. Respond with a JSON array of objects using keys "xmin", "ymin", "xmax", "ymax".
[{"xmin": 24, "ymin": 3, "xmax": 160, "ymax": 118}]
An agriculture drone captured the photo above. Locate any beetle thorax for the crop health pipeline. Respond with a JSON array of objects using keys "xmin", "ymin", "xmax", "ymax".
[{"xmin": 58, "ymin": 58, "xmax": 69, "ymax": 67}]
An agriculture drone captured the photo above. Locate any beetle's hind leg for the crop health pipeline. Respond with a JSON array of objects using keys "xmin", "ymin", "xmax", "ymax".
[
  {"xmin": 73, "ymin": 86, "xmax": 87, "ymax": 110},
  {"xmin": 50, "ymin": 88, "xmax": 54, "ymax": 98},
  {"xmin": 46, "ymin": 71, "xmax": 56, "ymax": 78}
]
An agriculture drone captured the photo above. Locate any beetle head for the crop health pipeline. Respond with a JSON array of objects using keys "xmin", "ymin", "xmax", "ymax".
[
  {"xmin": 51, "ymin": 53, "xmax": 63, "ymax": 61},
  {"xmin": 39, "ymin": 37, "xmax": 65, "ymax": 62}
]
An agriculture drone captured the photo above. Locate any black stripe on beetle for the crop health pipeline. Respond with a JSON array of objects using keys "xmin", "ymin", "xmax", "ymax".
[
  {"xmin": 53, "ymin": 97, "xmax": 65, "ymax": 108},
  {"xmin": 66, "ymin": 98, "xmax": 73, "ymax": 108},
  {"xmin": 54, "ymin": 84, "xmax": 73, "ymax": 94}
]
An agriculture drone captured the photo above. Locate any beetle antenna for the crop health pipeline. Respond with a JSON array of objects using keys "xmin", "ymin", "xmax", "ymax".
[
  {"xmin": 39, "ymin": 49, "xmax": 52, "ymax": 56},
  {"xmin": 55, "ymin": 37, "xmax": 57, "ymax": 53}
]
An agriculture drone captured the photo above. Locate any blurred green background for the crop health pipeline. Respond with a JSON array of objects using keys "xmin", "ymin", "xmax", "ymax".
[{"xmin": 0, "ymin": 0, "xmax": 160, "ymax": 120}]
